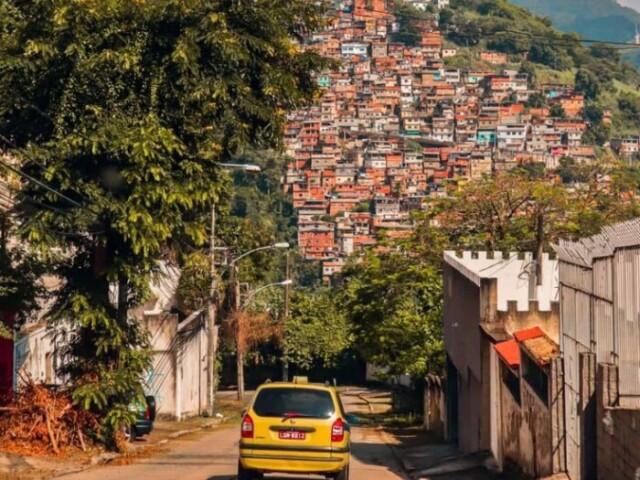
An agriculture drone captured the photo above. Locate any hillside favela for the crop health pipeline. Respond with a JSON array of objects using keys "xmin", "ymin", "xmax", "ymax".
[{"xmin": 0, "ymin": 1, "xmax": 640, "ymax": 480}]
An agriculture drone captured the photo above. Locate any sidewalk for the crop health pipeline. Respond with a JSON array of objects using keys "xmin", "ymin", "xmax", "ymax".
[
  {"xmin": 0, "ymin": 392, "xmax": 247, "ymax": 480},
  {"xmin": 353, "ymin": 390, "xmax": 504, "ymax": 480}
]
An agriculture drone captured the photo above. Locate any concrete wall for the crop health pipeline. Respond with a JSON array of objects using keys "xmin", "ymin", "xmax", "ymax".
[
  {"xmin": 498, "ymin": 300, "xmax": 561, "ymax": 344},
  {"xmin": 423, "ymin": 375, "xmax": 445, "ymax": 438},
  {"xmin": 177, "ymin": 315, "xmax": 207, "ymax": 418},
  {"xmin": 443, "ymin": 262, "xmax": 485, "ymax": 452},
  {"xmin": 443, "ymin": 251, "xmax": 558, "ymax": 312},
  {"xmin": 499, "ymin": 360, "xmax": 561, "ymax": 478},
  {"xmin": 443, "ymin": 251, "xmax": 560, "ymax": 463},
  {"xmin": 14, "ymin": 312, "xmax": 206, "ymax": 421},
  {"xmin": 597, "ymin": 363, "xmax": 640, "ymax": 480},
  {"xmin": 143, "ymin": 313, "xmax": 178, "ymax": 417},
  {"xmin": 142, "ymin": 312, "xmax": 206, "ymax": 420},
  {"xmin": 14, "ymin": 326, "xmax": 67, "ymax": 386}
]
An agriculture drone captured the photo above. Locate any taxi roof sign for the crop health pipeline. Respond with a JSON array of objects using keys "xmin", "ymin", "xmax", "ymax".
[{"xmin": 292, "ymin": 376, "xmax": 309, "ymax": 384}]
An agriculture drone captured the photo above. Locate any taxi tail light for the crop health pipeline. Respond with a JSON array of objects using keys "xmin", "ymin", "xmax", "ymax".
[
  {"xmin": 241, "ymin": 414, "xmax": 254, "ymax": 439},
  {"xmin": 331, "ymin": 418, "xmax": 345, "ymax": 442},
  {"xmin": 144, "ymin": 407, "xmax": 150, "ymax": 420}
]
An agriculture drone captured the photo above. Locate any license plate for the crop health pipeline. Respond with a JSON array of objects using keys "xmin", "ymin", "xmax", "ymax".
[{"xmin": 278, "ymin": 430, "xmax": 306, "ymax": 440}]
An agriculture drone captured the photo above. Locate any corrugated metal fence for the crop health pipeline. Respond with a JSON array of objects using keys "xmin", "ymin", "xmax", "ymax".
[{"xmin": 554, "ymin": 219, "xmax": 640, "ymax": 480}]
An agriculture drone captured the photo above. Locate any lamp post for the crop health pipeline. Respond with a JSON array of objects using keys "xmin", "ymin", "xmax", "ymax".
[
  {"xmin": 242, "ymin": 279, "xmax": 293, "ymax": 310},
  {"xmin": 206, "ymin": 162, "xmax": 260, "ymax": 417},
  {"xmin": 231, "ymin": 243, "xmax": 290, "ymax": 400}
]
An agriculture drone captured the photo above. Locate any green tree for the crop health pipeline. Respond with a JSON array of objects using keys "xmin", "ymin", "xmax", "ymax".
[
  {"xmin": 617, "ymin": 92, "xmax": 640, "ymax": 129},
  {"xmin": 584, "ymin": 101, "xmax": 604, "ymax": 123},
  {"xmin": 340, "ymin": 253, "xmax": 444, "ymax": 379},
  {"xmin": 0, "ymin": 0, "xmax": 327, "ymax": 443},
  {"xmin": 550, "ymin": 103, "xmax": 566, "ymax": 118},
  {"xmin": 0, "ymin": 214, "xmax": 46, "ymax": 338},
  {"xmin": 555, "ymin": 157, "xmax": 589, "ymax": 184},
  {"xmin": 176, "ymin": 252, "xmax": 213, "ymax": 314},
  {"xmin": 526, "ymin": 92, "xmax": 547, "ymax": 109},
  {"xmin": 575, "ymin": 69, "xmax": 601, "ymax": 100},
  {"xmin": 423, "ymin": 168, "xmax": 638, "ymax": 254},
  {"xmin": 392, "ymin": 0, "xmax": 433, "ymax": 46},
  {"xmin": 582, "ymin": 122, "xmax": 611, "ymax": 146},
  {"xmin": 283, "ymin": 289, "xmax": 353, "ymax": 370},
  {"xmin": 519, "ymin": 61, "xmax": 538, "ymax": 88}
]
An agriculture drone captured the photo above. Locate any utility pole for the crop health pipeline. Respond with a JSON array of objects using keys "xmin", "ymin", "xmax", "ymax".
[
  {"xmin": 234, "ymin": 264, "xmax": 244, "ymax": 401},
  {"xmin": 282, "ymin": 252, "xmax": 291, "ymax": 382},
  {"xmin": 229, "ymin": 241, "xmax": 289, "ymax": 401},
  {"xmin": 206, "ymin": 203, "xmax": 218, "ymax": 416}
]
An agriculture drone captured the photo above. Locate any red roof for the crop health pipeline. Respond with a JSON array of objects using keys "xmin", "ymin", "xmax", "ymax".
[
  {"xmin": 513, "ymin": 327, "xmax": 545, "ymax": 342},
  {"xmin": 494, "ymin": 340, "xmax": 520, "ymax": 368}
]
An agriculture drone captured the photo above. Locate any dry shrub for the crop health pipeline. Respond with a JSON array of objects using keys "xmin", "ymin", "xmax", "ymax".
[
  {"xmin": 0, "ymin": 377, "xmax": 100, "ymax": 456},
  {"xmin": 223, "ymin": 310, "xmax": 282, "ymax": 356}
]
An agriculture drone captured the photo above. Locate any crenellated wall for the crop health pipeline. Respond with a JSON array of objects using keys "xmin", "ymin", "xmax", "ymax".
[{"xmin": 498, "ymin": 300, "xmax": 560, "ymax": 345}]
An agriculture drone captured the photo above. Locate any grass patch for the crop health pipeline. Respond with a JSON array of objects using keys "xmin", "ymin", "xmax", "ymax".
[
  {"xmin": 535, "ymin": 66, "xmax": 576, "ymax": 86},
  {"xmin": 357, "ymin": 410, "xmax": 423, "ymax": 428}
]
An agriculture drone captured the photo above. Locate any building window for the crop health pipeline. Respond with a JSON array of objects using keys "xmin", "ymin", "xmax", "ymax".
[
  {"xmin": 501, "ymin": 362, "xmax": 521, "ymax": 405},
  {"xmin": 521, "ymin": 351, "xmax": 549, "ymax": 406}
]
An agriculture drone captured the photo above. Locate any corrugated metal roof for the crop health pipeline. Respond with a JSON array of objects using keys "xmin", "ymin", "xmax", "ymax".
[
  {"xmin": 553, "ymin": 218, "xmax": 640, "ymax": 266},
  {"xmin": 513, "ymin": 326, "xmax": 545, "ymax": 342},
  {"xmin": 494, "ymin": 339, "xmax": 520, "ymax": 368}
]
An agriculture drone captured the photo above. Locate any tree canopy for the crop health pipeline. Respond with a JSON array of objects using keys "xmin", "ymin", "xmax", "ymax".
[
  {"xmin": 0, "ymin": 0, "xmax": 327, "ymax": 441},
  {"xmin": 340, "ymin": 253, "xmax": 444, "ymax": 379},
  {"xmin": 283, "ymin": 289, "xmax": 353, "ymax": 370}
]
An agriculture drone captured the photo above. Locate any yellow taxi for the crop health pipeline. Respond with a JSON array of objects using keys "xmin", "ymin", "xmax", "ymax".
[{"xmin": 238, "ymin": 377, "xmax": 356, "ymax": 480}]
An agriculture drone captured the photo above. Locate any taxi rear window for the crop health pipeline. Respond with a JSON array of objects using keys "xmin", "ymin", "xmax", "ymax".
[{"xmin": 253, "ymin": 388, "xmax": 336, "ymax": 419}]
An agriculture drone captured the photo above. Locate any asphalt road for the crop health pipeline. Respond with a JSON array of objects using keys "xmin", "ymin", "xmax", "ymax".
[{"xmin": 59, "ymin": 392, "xmax": 408, "ymax": 480}]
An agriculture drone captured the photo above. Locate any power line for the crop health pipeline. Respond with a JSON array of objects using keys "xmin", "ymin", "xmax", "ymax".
[
  {"xmin": 502, "ymin": 29, "xmax": 640, "ymax": 47},
  {"xmin": 328, "ymin": 6, "xmax": 640, "ymax": 50},
  {"xmin": 0, "ymin": 133, "xmax": 93, "ymax": 205},
  {"xmin": 0, "ymin": 156, "xmax": 84, "ymax": 208}
]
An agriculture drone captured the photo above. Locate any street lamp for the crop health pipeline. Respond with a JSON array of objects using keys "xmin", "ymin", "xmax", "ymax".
[
  {"xmin": 242, "ymin": 279, "xmax": 293, "ymax": 309},
  {"xmin": 206, "ymin": 162, "xmax": 261, "ymax": 417},
  {"xmin": 231, "ymin": 242, "xmax": 290, "ymax": 265},
  {"xmin": 231, "ymin": 243, "xmax": 291, "ymax": 400}
]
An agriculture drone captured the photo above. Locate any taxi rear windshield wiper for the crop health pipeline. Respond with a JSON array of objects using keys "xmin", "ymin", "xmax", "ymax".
[{"xmin": 281, "ymin": 412, "xmax": 319, "ymax": 421}]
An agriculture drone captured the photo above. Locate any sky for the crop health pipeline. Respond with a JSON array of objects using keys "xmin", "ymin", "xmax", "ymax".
[{"xmin": 619, "ymin": 0, "xmax": 640, "ymax": 12}]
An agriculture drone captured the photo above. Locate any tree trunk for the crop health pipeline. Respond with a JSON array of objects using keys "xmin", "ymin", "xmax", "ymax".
[
  {"xmin": 117, "ymin": 277, "xmax": 128, "ymax": 326},
  {"xmin": 234, "ymin": 265, "xmax": 244, "ymax": 401},
  {"xmin": 282, "ymin": 252, "xmax": 291, "ymax": 382},
  {"xmin": 536, "ymin": 210, "xmax": 544, "ymax": 287},
  {"xmin": 207, "ymin": 203, "xmax": 217, "ymax": 415}
]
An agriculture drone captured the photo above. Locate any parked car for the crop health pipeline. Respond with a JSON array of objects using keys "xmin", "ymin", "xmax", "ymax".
[
  {"xmin": 122, "ymin": 395, "xmax": 156, "ymax": 442},
  {"xmin": 238, "ymin": 377, "xmax": 357, "ymax": 480}
]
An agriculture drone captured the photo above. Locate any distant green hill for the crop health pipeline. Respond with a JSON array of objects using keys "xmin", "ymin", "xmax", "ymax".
[
  {"xmin": 431, "ymin": 0, "xmax": 640, "ymax": 139},
  {"xmin": 509, "ymin": 0, "xmax": 640, "ymax": 65}
]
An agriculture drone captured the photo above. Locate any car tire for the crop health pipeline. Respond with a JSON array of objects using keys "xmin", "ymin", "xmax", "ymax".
[
  {"xmin": 333, "ymin": 464, "xmax": 349, "ymax": 480},
  {"xmin": 121, "ymin": 424, "xmax": 137, "ymax": 443},
  {"xmin": 237, "ymin": 461, "xmax": 262, "ymax": 480}
]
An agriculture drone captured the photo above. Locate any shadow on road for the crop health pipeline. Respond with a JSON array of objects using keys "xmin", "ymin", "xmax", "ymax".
[{"xmin": 206, "ymin": 477, "xmax": 329, "ymax": 480}]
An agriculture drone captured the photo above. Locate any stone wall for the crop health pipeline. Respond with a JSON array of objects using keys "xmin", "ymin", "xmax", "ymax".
[{"xmin": 597, "ymin": 363, "xmax": 640, "ymax": 480}]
